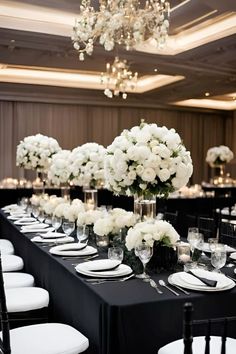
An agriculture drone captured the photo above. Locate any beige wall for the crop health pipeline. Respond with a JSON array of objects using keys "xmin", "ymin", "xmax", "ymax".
[{"xmin": 0, "ymin": 100, "xmax": 234, "ymax": 183}]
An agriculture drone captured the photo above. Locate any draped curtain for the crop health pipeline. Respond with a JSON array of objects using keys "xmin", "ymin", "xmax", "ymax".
[{"xmin": 0, "ymin": 100, "xmax": 234, "ymax": 183}]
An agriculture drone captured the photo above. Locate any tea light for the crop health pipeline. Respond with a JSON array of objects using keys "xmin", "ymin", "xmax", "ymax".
[
  {"xmin": 86, "ymin": 198, "xmax": 95, "ymax": 211},
  {"xmin": 178, "ymin": 243, "xmax": 191, "ymax": 264},
  {"xmin": 96, "ymin": 234, "xmax": 109, "ymax": 248}
]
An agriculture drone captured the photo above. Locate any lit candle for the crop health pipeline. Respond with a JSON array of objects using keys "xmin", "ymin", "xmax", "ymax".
[{"xmin": 179, "ymin": 254, "xmax": 191, "ymax": 263}]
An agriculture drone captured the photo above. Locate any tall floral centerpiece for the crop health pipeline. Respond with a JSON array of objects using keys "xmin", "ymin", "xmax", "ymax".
[
  {"xmin": 16, "ymin": 133, "xmax": 61, "ymax": 173},
  {"xmin": 105, "ymin": 120, "xmax": 193, "ymax": 219},
  {"xmin": 48, "ymin": 150, "xmax": 72, "ymax": 199},
  {"xmin": 125, "ymin": 219, "xmax": 180, "ymax": 272},
  {"xmin": 206, "ymin": 145, "xmax": 234, "ymax": 181},
  {"xmin": 70, "ymin": 143, "xmax": 106, "ymax": 209}
]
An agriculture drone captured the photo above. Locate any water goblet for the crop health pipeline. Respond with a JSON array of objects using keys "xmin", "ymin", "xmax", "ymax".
[
  {"xmin": 32, "ymin": 205, "xmax": 40, "ymax": 219},
  {"xmin": 208, "ymin": 238, "xmax": 218, "ymax": 252},
  {"xmin": 51, "ymin": 216, "xmax": 62, "ymax": 232},
  {"xmin": 76, "ymin": 225, "xmax": 89, "ymax": 244},
  {"xmin": 108, "ymin": 247, "xmax": 124, "ymax": 262},
  {"xmin": 135, "ymin": 243, "xmax": 153, "ymax": 279},
  {"xmin": 211, "ymin": 244, "xmax": 226, "ymax": 272},
  {"xmin": 187, "ymin": 228, "xmax": 200, "ymax": 254},
  {"xmin": 62, "ymin": 220, "xmax": 75, "ymax": 237}
]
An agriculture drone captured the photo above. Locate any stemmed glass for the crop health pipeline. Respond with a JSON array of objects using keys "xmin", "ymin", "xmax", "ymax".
[
  {"xmin": 135, "ymin": 242, "xmax": 153, "ymax": 279},
  {"xmin": 32, "ymin": 205, "xmax": 40, "ymax": 219},
  {"xmin": 51, "ymin": 216, "xmax": 62, "ymax": 232},
  {"xmin": 62, "ymin": 220, "xmax": 75, "ymax": 237},
  {"xmin": 37, "ymin": 210, "xmax": 45, "ymax": 223},
  {"xmin": 76, "ymin": 225, "xmax": 89, "ymax": 244},
  {"xmin": 187, "ymin": 228, "xmax": 201, "ymax": 256},
  {"xmin": 211, "ymin": 244, "xmax": 227, "ymax": 272},
  {"xmin": 108, "ymin": 247, "xmax": 124, "ymax": 262}
]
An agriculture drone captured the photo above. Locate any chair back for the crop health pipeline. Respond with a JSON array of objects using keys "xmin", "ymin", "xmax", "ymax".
[
  {"xmin": 164, "ymin": 211, "xmax": 178, "ymax": 228},
  {"xmin": 183, "ymin": 302, "xmax": 236, "ymax": 354},
  {"xmin": 0, "ymin": 253, "xmax": 11, "ymax": 354},
  {"xmin": 219, "ymin": 221, "xmax": 236, "ymax": 247},
  {"xmin": 198, "ymin": 217, "xmax": 217, "ymax": 241}
]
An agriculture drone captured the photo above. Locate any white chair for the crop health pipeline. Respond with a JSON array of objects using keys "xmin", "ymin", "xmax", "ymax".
[
  {"xmin": 158, "ymin": 303, "xmax": 236, "ymax": 354},
  {"xmin": 1, "ymin": 255, "xmax": 24, "ymax": 272},
  {"xmin": 0, "ymin": 239, "xmax": 14, "ymax": 255},
  {"xmin": 3, "ymin": 272, "xmax": 34, "ymax": 288},
  {"xmin": 0, "ymin": 257, "xmax": 89, "ymax": 354},
  {"xmin": 6, "ymin": 287, "xmax": 49, "ymax": 313}
]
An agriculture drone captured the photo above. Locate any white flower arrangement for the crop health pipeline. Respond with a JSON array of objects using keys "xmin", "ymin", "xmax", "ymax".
[
  {"xmin": 48, "ymin": 150, "xmax": 72, "ymax": 186},
  {"xmin": 93, "ymin": 208, "xmax": 138, "ymax": 236},
  {"xmin": 206, "ymin": 145, "xmax": 234, "ymax": 167},
  {"xmin": 70, "ymin": 143, "xmax": 106, "ymax": 188},
  {"xmin": 105, "ymin": 121, "xmax": 193, "ymax": 198},
  {"xmin": 53, "ymin": 198, "xmax": 85, "ymax": 222},
  {"xmin": 42, "ymin": 196, "xmax": 66, "ymax": 215},
  {"xmin": 77, "ymin": 209, "xmax": 106, "ymax": 226},
  {"xmin": 125, "ymin": 219, "xmax": 180, "ymax": 251},
  {"xmin": 16, "ymin": 134, "xmax": 61, "ymax": 172}
]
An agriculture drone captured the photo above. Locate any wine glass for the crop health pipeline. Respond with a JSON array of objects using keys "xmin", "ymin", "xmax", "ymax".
[
  {"xmin": 37, "ymin": 210, "xmax": 45, "ymax": 223},
  {"xmin": 211, "ymin": 244, "xmax": 226, "ymax": 272},
  {"xmin": 76, "ymin": 225, "xmax": 89, "ymax": 244},
  {"xmin": 187, "ymin": 227, "xmax": 200, "ymax": 254},
  {"xmin": 62, "ymin": 220, "xmax": 75, "ymax": 237},
  {"xmin": 108, "ymin": 247, "xmax": 124, "ymax": 262},
  {"xmin": 51, "ymin": 216, "xmax": 62, "ymax": 232},
  {"xmin": 32, "ymin": 205, "xmax": 40, "ymax": 219},
  {"xmin": 135, "ymin": 242, "xmax": 153, "ymax": 279}
]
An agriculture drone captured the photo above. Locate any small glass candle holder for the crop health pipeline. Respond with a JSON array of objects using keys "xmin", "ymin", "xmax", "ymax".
[
  {"xmin": 84, "ymin": 189, "xmax": 98, "ymax": 211},
  {"xmin": 96, "ymin": 234, "xmax": 109, "ymax": 248},
  {"xmin": 177, "ymin": 243, "xmax": 191, "ymax": 264}
]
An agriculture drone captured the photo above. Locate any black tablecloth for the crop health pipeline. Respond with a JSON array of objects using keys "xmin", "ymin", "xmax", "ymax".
[{"xmin": 1, "ymin": 211, "xmax": 236, "ymax": 354}]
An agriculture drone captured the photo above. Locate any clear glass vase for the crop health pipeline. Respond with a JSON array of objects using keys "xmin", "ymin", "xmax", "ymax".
[
  {"xmin": 60, "ymin": 183, "xmax": 70, "ymax": 200},
  {"xmin": 83, "ymin": 188, "xmax": 98, "ymax": 210},
  {"xmin": 134, "ymin": 194, "xmax": 156, "ymax": 221}
]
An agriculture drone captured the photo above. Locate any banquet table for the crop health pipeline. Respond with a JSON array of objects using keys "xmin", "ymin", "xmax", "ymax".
[{"xmin": 1, "ymin": 210, "xmax": 236, "ymax": 354}]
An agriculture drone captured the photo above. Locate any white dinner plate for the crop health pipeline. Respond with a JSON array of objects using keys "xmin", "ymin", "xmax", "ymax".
[
  {"xmin": 75, "ymin": 260, "xmax": 132, "ymax": 278},
  {"xmin": 14, "ymin": 218, "xmax": 38, "ymax": 225},
  {"xmin": 7, "ymin": 214, "xmax": 30, "ymax": 220},
  {"xmin": 198, "ymin": 243, "xmax": 236, "ymax": 253},
  {"xmin": 31, "ymin": 236, "xmax": 74, "ymax": 244},
  {"xmin": 168, "ymin": 270, "xmax": 234, "ymax": 292},
  {"xmin": 229, "ymin": 252, "xmax": 236, "ymax": 261},
  {"xmin": 21, "ymin": 223, "xmax": 50, "ymax": 230},
  {"xmin": 49, "ymin": 244, "xmax": 97, "ymax": 256},
  {"xmin": 38, "ymin": 232, "xmax": 65, "ymax": 239},
  {"xmin": 22, "ymin": 227, "xmax": 54, "ymax": 233}
]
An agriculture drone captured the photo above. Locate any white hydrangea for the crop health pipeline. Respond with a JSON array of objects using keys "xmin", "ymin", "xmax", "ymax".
[
  {"xmin": 16, "ymin": 134, "xmax": 61, "ymax": 172},
  {"xmin": 206, "ymin": 145, "xmax": 234, "ymax": 167},
  {"xmin": 70, "ymin": 143, "xmax": 106, "ymax": 188},
  {"xmin": 53, "ymin": 199, "xmax": 85, "ymax": 221},
  {"xmin": 77, "ymin": 209, "xmax": 106, "ymax": 226},
  {"xmin": 105, "ymin": 121, "xmax": 193, "ymax": 198},
  {"xmin": 125, "ymin": 219, "xmax": 180, "ymax": 251},
  {"xmin": 47, "ymin": 150, "xmax": 72, "ymax": 186}
]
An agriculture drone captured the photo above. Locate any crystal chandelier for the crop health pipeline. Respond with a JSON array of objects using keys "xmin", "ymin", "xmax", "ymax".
[
  {"xmin": 72, "ymin": 0, "xmax": 170, "ymax": 61},
  {"xmin": 101, "ymin": 57, "xmax": 138, "ymax": 99}
]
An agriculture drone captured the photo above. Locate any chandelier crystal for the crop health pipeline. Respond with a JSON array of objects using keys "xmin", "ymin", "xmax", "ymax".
[
  {"xmin": 101, "ymin": 57, "xmax": 138, "ymax": 99},
  {"xmin": 72, "ymin": 0, "xmax": 170, "ymax": 61}
]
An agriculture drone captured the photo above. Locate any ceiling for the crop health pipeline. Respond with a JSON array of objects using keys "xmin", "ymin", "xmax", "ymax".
[{"xmin": 0, "ymin": 0, "xmax": 236, "ymax": 110}]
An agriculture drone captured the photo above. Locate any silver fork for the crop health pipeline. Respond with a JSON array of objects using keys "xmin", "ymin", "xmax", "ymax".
[
  {"xmin": 88, "ymin": 274, "xmax": 134, "ymax": 285},
  {"xmin": 159, "ymin": 280, "xmax": 179, "ymax": 296}
]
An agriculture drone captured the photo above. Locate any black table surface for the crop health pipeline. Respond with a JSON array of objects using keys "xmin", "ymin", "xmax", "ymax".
[{"xmin": 1, "ymin": 210, "xmax": 236, "ymax": 354}]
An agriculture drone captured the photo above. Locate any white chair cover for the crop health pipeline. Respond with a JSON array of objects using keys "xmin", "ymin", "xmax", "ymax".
[
  {"xmin": 158, "ymin": 336, "xmax": 236, "ymax": 354},
  {"xmin": 6, "ymin": 287, "xmax": 49, "ymax": 312},
  {"xmin": 3, "ymin": 272, "xmax": 34, "ymax": 288},
  {"xmin": 7, "ymin": 323, "xmax": 89, "ymax": 354},
  {"xmin": 2, "ymin": 255, "xmax": 24, "ymax": 272},
  {"xmin": 0, "ymin": 239, "xmax": 14, "ymax": 255}
]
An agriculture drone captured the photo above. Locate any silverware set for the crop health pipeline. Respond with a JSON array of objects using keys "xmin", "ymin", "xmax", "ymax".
[{"xmin": 85, "ymin": 273, "xmax": 134, "ymax": 285}]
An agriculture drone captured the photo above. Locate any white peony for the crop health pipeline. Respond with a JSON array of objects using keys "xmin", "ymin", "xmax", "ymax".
[{"xmin": 206, "ymin": 145, "xmax": 234, "ymax": 166}]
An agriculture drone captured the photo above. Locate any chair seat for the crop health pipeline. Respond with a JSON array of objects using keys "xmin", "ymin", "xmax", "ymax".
[
  {"xmin": 2, "ymin": 255, "xmax": 24, "ymax": 272},
  {"xmin": 158, "ymin": 336, "xmax": 236, "ymax": 354},
  {"xmin": 8, "ymin": 323, "xmax": 89, "ymax": 354},
  {"xmin": 3, "ymin": 272, "xmax": 34, "ymax": 288},
  {"xmin": 6, "ymin": 287, "xmax": 49, "ymax": 312},
  {"xmin": 0, "ymin": 239, "xmax": 14, "ymax": 255}
]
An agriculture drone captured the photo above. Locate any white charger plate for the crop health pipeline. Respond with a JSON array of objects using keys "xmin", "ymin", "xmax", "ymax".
[
  {"xmin": 31, "ymin": 236, "xmax": 74, "ymax": 244},
  {"xmin": 76, "ymin": 260, "xmax": 132, "ymax": 278},
  {"xmin": 49, "ymin": 243, "xmax": 97, "ymax": 256},
  {"xmin": 168, "ymin": 271, "xmax": 234, "ymax": 292}
]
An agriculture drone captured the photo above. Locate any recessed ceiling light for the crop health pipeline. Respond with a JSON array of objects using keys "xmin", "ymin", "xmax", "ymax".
[{"xmin": 205, "ymin": 92, "xmax": 210, "ymax": 97}]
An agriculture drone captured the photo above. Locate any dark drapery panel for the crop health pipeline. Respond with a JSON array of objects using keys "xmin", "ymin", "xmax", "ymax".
[{"xmin": 0, "ymin": 100, "xmax": 232, "ymax": 183}]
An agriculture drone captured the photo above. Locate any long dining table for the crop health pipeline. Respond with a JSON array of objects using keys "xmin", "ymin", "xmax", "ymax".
[{"xmin": 1, "ymin": 210, "xmax": 236, "ymax": 354}]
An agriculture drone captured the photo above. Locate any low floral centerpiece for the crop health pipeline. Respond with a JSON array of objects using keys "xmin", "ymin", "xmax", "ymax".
[
  {"xmin": 16, "ymin": 134, "xmax": 61, "ymax": 172},
  {"xmin": 125, "ymin": 219, "xmax": 180, "ymax": 272},
  {"xmin": 105, "ymin": 120, "xmax": 193, "ymax": 219}
]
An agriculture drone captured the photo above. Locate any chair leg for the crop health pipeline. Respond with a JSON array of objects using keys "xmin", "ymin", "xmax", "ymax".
[{"xmin": 183, "ymin": 303, "xmax": 193, "ymax": 354}]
